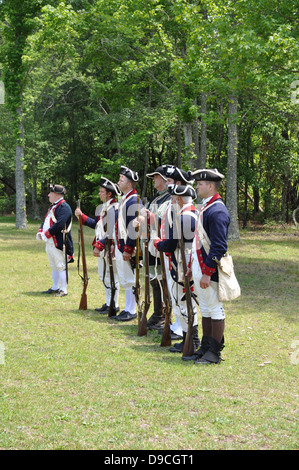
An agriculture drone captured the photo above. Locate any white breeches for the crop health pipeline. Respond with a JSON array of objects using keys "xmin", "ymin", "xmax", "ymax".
[
  {"xmin": 115, "ymin": 247, "xmax": 136, "ymax": 289},
  {"xmin": 164, "ymin": 254, "xmax": 198, "ymax": 333},
  {"xmin": 45, "ymin": 240, "xmax": 65, "ymax": 272},
  {"xmin": 191, "ymin": 254, "xmax": 225, "ymax": 321},
  {"xmin": 97, "ymin": 256, "xmax": 119, "ymax": 284},
  {"xmin": 97, "ymin": 256, "xmax": 120, "ymax": 307}
]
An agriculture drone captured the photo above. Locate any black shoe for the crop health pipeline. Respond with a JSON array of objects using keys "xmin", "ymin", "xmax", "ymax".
[
  {"xmin": 182, "ymin": 348, "xmax": 204, "ymax": 362},
  {"xmin": 110, "ymin": 309, "xmax": 127, "ymax": 319},
  {"xmin": 96, "ymin": 305, "xmax": 120, "ymax": 315},
  {"xmin": 169, "ymin": 340, "xmax": 184, "ymax": 353},
  {"xmin": 114, "ymin": 311, "xmax": 137, "ymax": 322},
  {"xmin": 148, "ymin": 319, "xmax": 165, "ymax": 331},
  {"xmin": 55, "ymin": 290, "xmax": 68, "ymax": 297},
  {"xmin": 147, "ymin": 314, "xmax": 159, "ymax": 327},
  {"xmin": 42, "ymin": 288, "xmax": 59, "ymax": 294},
  {"xmin": 194, "ymin": 337, "xmax": 225, "ymax": 365},
  {"xmin": 95, "ymin": 304, "xmax": 109, "ymax": 313},
  {"xmin": 171, "ymin": 332, "xmax": 183, "ymax": 340}
]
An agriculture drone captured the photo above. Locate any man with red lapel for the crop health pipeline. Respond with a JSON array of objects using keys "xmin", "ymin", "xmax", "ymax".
[
  {"xmin": 37, "ymin": 184, "xmax": 73, "ymax": 297},
  {"xmin": 186, "ymin": 169, "xmax": 230, "ymax": 365},
  {"xmin": 112, "ymin": 166, "xmax": 141, "ymax": 322},
  {"xmin": 74, "ymin": 177, "xmax": 121, "ymax": 315},
  {"xmin": 153, "ymin": 184, "xmax": 200, "ymax": 357}
]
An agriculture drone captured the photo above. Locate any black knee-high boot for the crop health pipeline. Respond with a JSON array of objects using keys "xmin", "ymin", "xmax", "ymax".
[
  {"xmin": 147, "ymin": 278, "xmax": 165, "ymax": 329},
  {"xmin": 194, "ymin": 336, "xmax": 225, "ymax": 365}
]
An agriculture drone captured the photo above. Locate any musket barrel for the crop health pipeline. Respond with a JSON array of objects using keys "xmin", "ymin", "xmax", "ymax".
[{"xmin": 77, "ymin": 199, "xmax": 88, "ymax": 310}]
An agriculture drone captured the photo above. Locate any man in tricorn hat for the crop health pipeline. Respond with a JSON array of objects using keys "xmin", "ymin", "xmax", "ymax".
[
  {"xmin": 160, "ymin": 166, "xmax": 195, "ymax": 343},
  {"xmin": 186, "ymin": 168, "xmax": 230, "ymax": 365},
  {"xmin": 142, "ymin": 165, "xmax": 171, "ymax": 330},
  {"xmin": 153, "ymin": 183, "xmax": 200, "ymax": 356},
  {"xmin": 74, "ymin": 177, "xmax": 121, "ymax": 314},
  {"xmin": 37, "ymin": 184, "xmax": 74, "ymax": 297},
  {"xmin": 111, "ymin": 166, "xmax": 141, "ymax": 322},
  {"xmin": 142, "ymin": 165, "xmax": 195, "ymax": 342}
]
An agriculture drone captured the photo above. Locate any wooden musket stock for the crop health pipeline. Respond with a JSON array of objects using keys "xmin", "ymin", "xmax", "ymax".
[
  {"xmin": 158, "ymin": 222, "xmax": 172, "ymax": 347},
  {"xmin": 176, "ymin": 207, "xmax": 194, "ymax": 357},
  {"xmin": 138, "ymin": 213, "xmax": 151, "ymax": 337},
  {"xmin": 106, "ymin": 235, "xmax": 117, "ymax": 317},
  {"xmin": 134, "ymin": 195, "xmax": 144, "ymax": 328},
  {"xmin": 77, "ymin": 199, "xmax": 88, "ymax": 310}
]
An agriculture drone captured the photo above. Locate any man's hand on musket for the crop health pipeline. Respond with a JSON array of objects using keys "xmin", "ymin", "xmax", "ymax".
[
  {"xmin": 200, "ymin": 273, "xmax": 211, "ymax": 289},
  {"xmin": 75, "ymin": 208, "xmax": 82, "ymax": 219},
  {"xmin": 186, "ymin": 267, "xmax": 193, "ymax": 280},
  {"xmin": 123, "ymin": 251, "xmax": 131, "ymax": 261},
  {"xmin": 93, "ymin": 247, "xmax": 101, "ymax": 257},
  {"xmin": 110, "ymin": 243, "xmax": 115, "ymax": 257},
  {"xmin": 132, "ymin": 214, "xmax": 144, "ymax": 228}
]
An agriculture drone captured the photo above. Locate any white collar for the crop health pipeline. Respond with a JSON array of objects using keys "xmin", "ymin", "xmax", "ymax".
[
  {"xmin": 52, "ymin": 197, "xmax": 63, "ymax": 206},
  {"xmin": 179, "ymin": 202, "xmax": 193, "ymax": 215},
  {"xmin": 201, "ymin": 195, "xmax": 213, "ymax": 206}
]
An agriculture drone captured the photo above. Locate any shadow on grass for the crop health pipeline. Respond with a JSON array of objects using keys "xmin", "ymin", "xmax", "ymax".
[
  {"xmin": 23, "ymin": 291, "xmax": 47, "ymax": 297},
  {"xmin": 68, "ymin": 307, "xmax": 184, "ymax": 363}
]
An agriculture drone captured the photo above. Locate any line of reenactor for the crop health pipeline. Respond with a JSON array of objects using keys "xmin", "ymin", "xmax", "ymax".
[{"xmin": 38, "ymin": 164, "xmax": 230, "ymax": 365}]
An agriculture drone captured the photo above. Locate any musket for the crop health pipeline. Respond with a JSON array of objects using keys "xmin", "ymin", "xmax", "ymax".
[
  {"xmin": 175, "ymin": 205, "xmax": 195, "ymax": 357},
  {"xmin": 64, "ymin": 223, "xmax": 69, "ymax": 285},
  {"xmin": 106, "ymin": 235, "xmax": 117, "ymax": 317},
  {"xmin": 158, "ymin": 222, "xmax": 172, "ymax": 347},
  {"xmin": 134, "ymin": 195, "xmax": 144, "ymax": 327},
  {"xmin": 101, "ymin": 206, "xmax": 117, "ymax": 317},
  {"xmin": 138, "ymin": 212, "xmax": 151, "ymax": 337},
  {"xmin": 77, "ymin": 199, "xmax": 88, "ymax": 310}
]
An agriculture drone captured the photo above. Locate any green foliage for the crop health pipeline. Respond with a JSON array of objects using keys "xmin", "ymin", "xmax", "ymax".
[{"xmin": 0, "ymin": 0, "xmax": 298, "ymax": 221}]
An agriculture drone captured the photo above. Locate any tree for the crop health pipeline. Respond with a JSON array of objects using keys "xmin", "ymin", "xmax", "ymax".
[
  {"xmin": 0, "ymin": 0, "xmax": 79, "ymax": 226},
  {"xmin": 0, "ymin": 0, "xmax": 43, "ymax": 227}
]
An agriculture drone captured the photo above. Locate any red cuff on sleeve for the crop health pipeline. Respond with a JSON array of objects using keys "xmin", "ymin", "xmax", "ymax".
[
  {"xmin": 93, "ymin": 240, "xmax": 105, "ymax": 251},
  {"xmin": 44, "ymin": 230, "xmax": 51, "ymax": 239},
  {"xmin": 81, "ymin": 213, "xmax": 88, "ymax": 224},
  {"xmin": 201, "ymin": 263, "xmax": 216, "ymax": 276},
  {"xmin": 124, "ymin": 245, "xmax": 134, "ymax": 254},
  {"xmin": 154, "ymin": 238, "xmax": 162, "ymax": 249}
]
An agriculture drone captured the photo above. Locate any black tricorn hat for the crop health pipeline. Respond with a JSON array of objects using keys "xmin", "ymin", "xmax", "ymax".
[
  {"xmin": 146, "ymin": 165, "xmax": 167, "ymax": 181},
  {"xmin": 164, "ymin": 165, "xmax": 193, "ymax": 184},
  {"xmin": 100, "ymin": 177, "xmax": 121, "ymax": 196},
  {"xmin": 168, "ymin": 184, "xmax": 196, "ymax": 199},
  {"xmin": 120, "ymin": 166, "xmax": 139, "ymax": 182},
  {"xmin": 191, "ymin": 168, "xmax": 224, "ymax": 181},
  {"xmin": 49, "ymin": 184, "xmax": 66, "ymax": 195}
]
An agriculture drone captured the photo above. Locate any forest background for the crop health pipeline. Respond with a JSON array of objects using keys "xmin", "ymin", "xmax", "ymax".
[{"xmin": 0, "ymin": 0, "xmax": 298, "ymax": 241}]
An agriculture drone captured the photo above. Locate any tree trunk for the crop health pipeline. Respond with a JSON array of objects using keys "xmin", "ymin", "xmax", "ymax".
[
  {"xmin": 281, "ymin": 172, "xmax": 290, "ymax": 223},
  {"xmin": 215, "ymin": 100, "xmax": 224, "ymax": 165},
  {"xmin": 176, "ymin": 119, "xmax": 182, "ymax": 167},
  {"xmin": 31, "ymin": 168, "xmax": 40, "ymax": 220},
  {"xmin": 192, "ymin": 118, "xmax": 200, "ymax": 166},
  {"xmin": 15, "ymin": 105, "xmax": 27, "ymax": 229},
  {"xmin": 142, "ymin": 144, "xmax": 150, "ymax": 199},
  {"xmin": 197, "ymin": 92, "xmax": 207, "ymax": 169},
  {"xmin": 226, "ymin": 94, "xmax": 240, "ymax": 241},
  {"xmin": 183, "ymin": 121, "xmax": 194, "ymax": 170}
]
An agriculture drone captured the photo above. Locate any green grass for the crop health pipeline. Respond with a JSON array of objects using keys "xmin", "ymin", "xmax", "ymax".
[{"xmin": 0, "ymin": 216, "xmax": 298, "ymax": 450}]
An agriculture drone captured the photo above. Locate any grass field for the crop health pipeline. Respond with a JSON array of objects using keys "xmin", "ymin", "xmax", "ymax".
[{"xmin": 0, "ymin": 216, "xmax": 298, "ymax": 450}]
